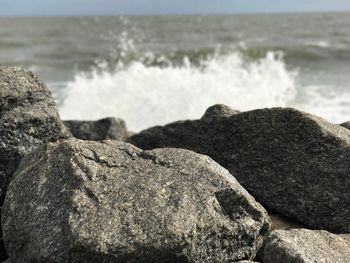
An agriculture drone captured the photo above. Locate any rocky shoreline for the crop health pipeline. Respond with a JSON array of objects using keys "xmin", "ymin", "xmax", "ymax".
[{"xmin": 0, "ymin": 66, "xmax": 349, "ymax": 262}]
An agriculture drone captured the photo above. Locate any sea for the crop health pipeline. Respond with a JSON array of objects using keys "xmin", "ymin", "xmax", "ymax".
[{"xmin": 1, "ymin": 12, "xmax": 350, "ymax": 131}]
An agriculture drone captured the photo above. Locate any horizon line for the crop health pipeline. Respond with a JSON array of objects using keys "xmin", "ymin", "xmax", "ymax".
[{"xmin": 1, "ymin": 9, "xmax": 350, "ymax": 18}]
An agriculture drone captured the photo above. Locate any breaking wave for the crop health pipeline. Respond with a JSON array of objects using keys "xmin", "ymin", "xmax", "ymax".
[{"xmin": 59, "ymin": 46, "xmax": 350, "ymax": 131}]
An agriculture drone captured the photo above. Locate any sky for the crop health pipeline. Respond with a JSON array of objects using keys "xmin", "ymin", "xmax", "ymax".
[{"xmin": 1, "ymin": 0, "xmax": 350, "ymax": 16}]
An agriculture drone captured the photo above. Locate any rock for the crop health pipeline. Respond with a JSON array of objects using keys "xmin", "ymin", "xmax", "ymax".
[
  {"xmin": 0, "ymin": 66, "xmax": 70, "ymax": 201},
  {"xmin": 255, "ymin": 213, "xmax": 305, "ymax": 261},
  {"xmin": 2, "ymin": 139, "xmax": 270, "ymax": 263},
  {"xmin": 340, "ymin": 121, "xmax": 350, "ymax": 129},
  {"xmin": 264, "ymin": 229, "xmax": 350, "ymax": 263},
  {"xmin": 127, "ymin": 119, "xmax": 201, "ymax": 152},
  {"xmin": 127, "ymin": 105, "xmax": 239, "ymax": 152},
  {"xmin": 64, "ymin": 117, "xmax": 128, "ymax": 141},
  {"xmin": 201, "ymin": 104, "xmax": 240, "ymax": 122},
  {"xmin": 0, "ymin": 66, "xmax": 70, "ymax": 261},
  {"xmin": 1, "ymin": 220, "xmax": 7, "ymax": 261},
  {"xmin": 128, "ymin": 106, "xmax": 350, "ymax": 233}
]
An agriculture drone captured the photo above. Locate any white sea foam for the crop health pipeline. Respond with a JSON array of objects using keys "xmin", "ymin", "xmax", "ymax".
[
  {"xmin": 59, "ymin": 49, "xmax": 350, "ymax": 131},
  {"xmin": 293, "ymin": 85, "xmax": 350, "ymax": 124}
]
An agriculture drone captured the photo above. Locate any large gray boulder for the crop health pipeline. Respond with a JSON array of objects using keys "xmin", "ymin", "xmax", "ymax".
[
  {"xmin": 128, "ymin": 106, "xmax": 350, "ymax": 233},
  {"xmin": 2, "ymin": 139, "xmax": 270, "ymax": 263},
  {"xmin": 64, "ymin": 117, "xmax": 128, "ymax": 141},
  {"xmin": 0, "ymin": 66, "xmax": 70, "ymax": 261},
  {"xmin": 264, "ymin": 229, "xmax": 350, "ymax": 263}
]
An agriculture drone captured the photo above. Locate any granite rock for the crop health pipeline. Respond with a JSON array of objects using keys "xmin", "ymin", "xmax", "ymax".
[
  {"xmin": 64, "ymin": 117, "xmax": 128, "ymax": 141},
  {"xmin": 128, "ymin": 106, "xmax": 350, "ymax": 233},
  {"xmin": 200, "ymin": 104, "xmax": 240, "ymax": 122},
  {"xmin": 264, "ymin": 229, "xmax": 350, "ymax": 263},
  {"xmin": 0, "ymin": 66, "xmax": 70, "ymax": 261},
  {"xmin": 2, "ymin": 139, "xmax": 270, "ymax": 263}
]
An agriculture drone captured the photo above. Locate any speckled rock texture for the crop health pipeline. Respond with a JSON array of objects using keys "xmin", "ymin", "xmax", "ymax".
[
  {"xmin": 0, "ymin": 66, "xmax": 70, "ymax": 261},
  {"xmin": 0, "ymin": 66, "xmax": 70, "ymax": 201},
  {"xmin": 200, "ymin": 104, "xmax": 240, "ymax": 122},
  {"xmin": 264, "ymin": 229, "xmax": 350, "ymax": 263},
  {"xmin": 340, "ymin": 121, "xmax": 350, "ymax": 129},
  {"xmin": 128, "ymin": 106, "xmax": 350, "ymax": 233},
  {"xmin": 255, "ymin": 213, "xmax": 305, "ymax": 262},
  {"xmin": 64, "ymin": 117, "xmax": 128, "ymax": 141},
  {"xmin": 126, "ymin": 104, "xmax": 239, "ymax": 153},
  {"xmin": 2, "ymin": 139, "xmax": 270, "ymax": 263}
]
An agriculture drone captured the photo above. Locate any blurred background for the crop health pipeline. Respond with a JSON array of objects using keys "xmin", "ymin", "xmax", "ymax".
[{"xmin": 1, "ymin": 0, "xmax": 350, "ymax": 131}]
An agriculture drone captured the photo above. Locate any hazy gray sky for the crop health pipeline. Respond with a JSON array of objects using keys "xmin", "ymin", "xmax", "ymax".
[{"xmin": 1, "ymin": 0, "xmax": 350, "ymax": 16}]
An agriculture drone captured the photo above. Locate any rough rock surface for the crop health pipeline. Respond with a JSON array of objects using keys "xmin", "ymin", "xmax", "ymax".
[
  {"xmin": 200, "ymin": 104, "xmax": 240, "ymax": 122},
  {"xmin": 127, "ymin": 104, "xmax": 239, "ymax": 152},
  {"xmin": 0, "ymin": 66, "xmax": 69, "ymax": 201},
  {"xmin": 128, "ymin": 106, "xmax": 350, "ymax": 233},
  {"xmin": 1, "ymin": 223, "xmax": 6, "ymax": 261},
  {"xmin": 64, "ymin": 117, "xmax": 128, "ymax": 141},
  {"xmin": 0, "ymin": 66, "xmax": 70, "ymax": 261},
  {"xmin": 255, "ymin": 213, "xmax": 305, "ymax": 261},
  {"xmin": 340, "ymin": 121, "xmax": 350, "ymax": 129},
  {"xmin": 264, "ymin": 229, "xmax": 350, "ymax": 263},
  {"xmin": 2, "ymin": 139, "xmax": 270, "ymax": 263}
]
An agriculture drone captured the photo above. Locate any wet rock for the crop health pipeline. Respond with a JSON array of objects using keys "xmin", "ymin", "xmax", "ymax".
[
  {"xmin": 2, "ymin": 139, "xmax": 270, "ymax": 263},
  {"xmin": 64, "ymin": 117, "xmax": 128, "ymax": 141},
  {"xmin": 340, "ymin": 121, "xmax": 350, "ymax": 129},
  {"xmin": 128, "ymin": 106, "xmax": 350, "ymax": 233},
  {"xmin": 0, "ymin": 66, "xmax": 69, "ymax": 261},
  {"xmin": 264, "ymin": 229, "xmax": 350, "ymax": 263}
]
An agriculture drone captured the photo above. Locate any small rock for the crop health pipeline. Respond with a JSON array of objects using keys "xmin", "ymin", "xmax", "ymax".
[
  {"xmin": 264, "ymin": 229, "xmax": 350, "ymax": 263},
  {"xmin": 64, "ymin": 117, "xmax": 128, "ymax": 141},
  {"xmin": 201, "ymin": 104, "xmax": 240, "ymax": 122},
  {"xmin": 340, "ymin": 121, "xmax": 350, "ymax": 129},
  {"xmin": 128, "ymin": 119, "xmax": 202, "ymax": 152},
  {"xmin": 128, "ymin": 106, "xmax": 350, "ymax": 233},
  {"xmin": 255, "ymin": 213, "xmax": 305, "ymax": 261},
  {"xmin": 2, "ymin": 139, "xmax": 270, "ymax": 262}
]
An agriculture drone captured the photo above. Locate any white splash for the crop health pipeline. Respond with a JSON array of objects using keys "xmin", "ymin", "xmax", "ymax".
[{"xmin": 60, "ymin": 52, "xmax": 299, "ymax": 131}]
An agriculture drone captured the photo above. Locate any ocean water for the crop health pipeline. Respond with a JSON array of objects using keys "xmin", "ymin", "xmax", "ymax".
[{"xmin": 1, "ymin": 13, "xmax": 350, "ymax": 131}]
